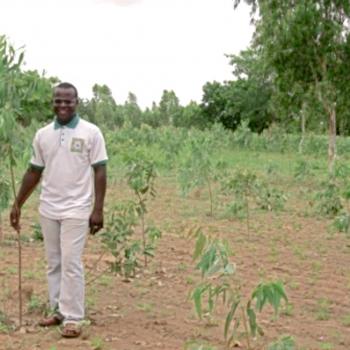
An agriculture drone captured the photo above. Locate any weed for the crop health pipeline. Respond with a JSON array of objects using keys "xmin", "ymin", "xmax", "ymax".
[
  {"xmin": 294, "ymin": 159, "xmax": 313, "ymax": 180},
  {"xmin": 0, "ymin": 310, "xmax": 13, "ymax": 334},
  {"xmin": 184, "ymin": 340, "xmax": 217, "ymax": 350},
  {"xmin": 341, "ymin": 313, "xmax": 350, "ymax": 327},
  {"xmin": 91, "ymin": 336, "xmax": 105, "ymax": 350},
  {"xmin": 314, "ymin": 179, "xmax": 343, "ymax": 218},
  {"xmin": 137, "ymin": 302, "xmax": 153, "ymax": 313},
  {"xmin": 333, "ymin": 212, "xmax": 350, "ymax": 236},
  {"xmin": 288, "ymin": 280, "xmax": 300, "ymax": 290},
  {"xmin": 186, "ymin": 276, "xmax": 195, "ymax": 285},
  {"xmin": 5, "ymin": 266, "xmax": 17, "ymax": 275},
  {"xmin": 315, "ymin": 298, "xmax": 331, "ymax": 321},
  {"xmin": 311, "ymin": 261, "xmax": 322, "ymax": 273},
  {"xmin": 177, "ymin": 262, "xmax": 188, "ymax": 271},
  {"xmin": 31, "ymin": 223, "xmax": 43, "ymax": 241},
  {"xmin": 268, "ymin": 335, "xmax": 296, "ymax": 350},
  {"xmin": 281, "ymin": 303, "xmax": 294, "ymax": 317},
  {"xmin": 97, "ymin": 275, "xmax": 113, "ymax": 287},
  {"xmin": 27, "ymin": 294, "xmax": 46, "ymax": 314}
]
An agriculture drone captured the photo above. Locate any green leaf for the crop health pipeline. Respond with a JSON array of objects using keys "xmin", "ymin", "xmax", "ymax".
[
  {"xmin": 224, "ymin": 299, "xmax": 240, "ymax": 339},
  {"xmin": 193, "ymin": 232, "xmax": 207, "ymax": 261},
  {"xmin": 247, "ymin": 306, "xmax": 257, "ymax": 336}
]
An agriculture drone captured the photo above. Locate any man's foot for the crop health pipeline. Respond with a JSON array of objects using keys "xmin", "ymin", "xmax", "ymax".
[
  {"xmin": 38, "ymin": 314, "xmax": 62, "ymax": 327},
  {"xmin": 61, "ymin": 323, "xmax": 82, "ymax": 338}
]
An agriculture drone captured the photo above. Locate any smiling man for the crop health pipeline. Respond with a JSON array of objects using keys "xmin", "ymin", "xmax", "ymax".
[{"xmin": 10, "ymin": 82, "xmax": 107, "ymax": 338}]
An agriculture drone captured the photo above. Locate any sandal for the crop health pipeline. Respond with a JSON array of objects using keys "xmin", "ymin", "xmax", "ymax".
[
  {"xmin": 61, "ymin": 322, "xmax": 82, "ymax": 338},
  {"xmin": 38, "ymin": 315, "xmax": 62, "ymax": 327}
]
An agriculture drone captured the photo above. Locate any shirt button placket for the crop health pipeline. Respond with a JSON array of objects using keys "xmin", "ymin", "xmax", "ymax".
[{"xmin": 61, "ymin": 127, "xmax": 65, "ymax": 145}]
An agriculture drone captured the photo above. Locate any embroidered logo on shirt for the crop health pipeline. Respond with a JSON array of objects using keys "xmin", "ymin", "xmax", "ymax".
[{"xmin": 70, "ymin": 138, "xmax": 85, "ymax": 153}]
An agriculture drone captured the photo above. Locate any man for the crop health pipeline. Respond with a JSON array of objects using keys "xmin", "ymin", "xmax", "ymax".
[{"xmin": 10, "ymin": 82, "xmax": 107, "ymax": 338}]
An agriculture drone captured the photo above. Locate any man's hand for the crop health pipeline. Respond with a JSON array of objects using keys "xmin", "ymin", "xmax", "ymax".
[
  {"xmin": 10, "ymin": 204, "xmax": 21, "ymax": 233},
  {"xmin": 89, "ymin": 209, "xmax": 104, "ymax": 235}
]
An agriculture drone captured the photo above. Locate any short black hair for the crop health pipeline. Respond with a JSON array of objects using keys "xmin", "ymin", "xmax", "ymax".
[{"xmin": 55, "ymin": 82, "xmax": 78, "ymax": 98}]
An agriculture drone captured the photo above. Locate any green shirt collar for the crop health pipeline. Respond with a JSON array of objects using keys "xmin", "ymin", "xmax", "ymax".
[{"xmin": 54, "ymin": 114, "xmax": 80, "ymax": 129}]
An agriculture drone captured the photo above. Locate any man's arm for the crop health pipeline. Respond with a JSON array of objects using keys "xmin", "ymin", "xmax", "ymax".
[
  {"xmin": 89, "ymin": 165, "xmax": 107, "ymax": 235},
  {"xmin": 10, "ymin": 166, "xmax": 43, "ymax": 231}
]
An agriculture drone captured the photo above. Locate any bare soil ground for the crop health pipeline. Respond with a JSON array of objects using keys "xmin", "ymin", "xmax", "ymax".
[{"xmin": 0, "ymin": 178, "xmax": 350, "ymax": 350}]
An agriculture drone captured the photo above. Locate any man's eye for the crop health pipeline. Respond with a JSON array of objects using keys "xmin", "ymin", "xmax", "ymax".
[{"xmin": 54, "ymin": 99, "xmax": 74, "ymax": 104}]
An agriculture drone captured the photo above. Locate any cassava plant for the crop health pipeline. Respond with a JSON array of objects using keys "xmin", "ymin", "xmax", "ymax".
[
  {"xmin": 221, "ymin": 170, "xmax": 258, "ymax": 238},
  {"xmin": 125, "ymin": 157, "xmax": 161, "ymax": 267},
  {"xmin": 313, "ymin": 177, "xmax": 343, "ymax": 218},
  {"xmin": 100, "ymin": 201, "xmax": 140, "ymax": 277},
  {"xmin": 332, "ymin": 180, "xmax": 350, "ymax": 237},
  {"xmin": 188, "ymin": 227, "xmax": 290, "ymax": 350},
  {"xmin": 0, "ymin": 36, "xmax": 26, "ymax": 328},
  {"xmin": 100, "ymin": 199, "xmax": 161, "ymax": 279},
  {"xmin": 178, "ymin": 136, "xmax": 227, "ymax": 216},
  {"xmin": 221, "ymin": 170, "xmax": 286, "ymax": 236}
]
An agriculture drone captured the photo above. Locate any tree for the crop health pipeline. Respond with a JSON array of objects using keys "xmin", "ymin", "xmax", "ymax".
[
  {"xmin": 123, "ymin": 92, "xmax": 142, "ymax": 128},
  {"xmin": 15, "ymin": 70, "xmax": 57, "ymax": 126},
  {"xmin": 201, "ymin": 75, "xmax": 272, "ymax": 133},
  {"xmin": 235, "ymin": 0, "xmax": 350, "ymax": 172},
  {"xmin": 174, "ymin": 101, "xmax": 204, "ymax": 129},
  {"xmin": 159, "ymin": 89, "xmax": 182, "ymax": 126},
  {"xmin": 88, "ymin": 84, "xmax": 121, "ymax": 127},
  {"xmin": 228, "ymin": 48, "xmax": 273, "ymax": 132},
  {"xmin": 201, "ymin": 80, "xmax": 241, "ymax": 131}
]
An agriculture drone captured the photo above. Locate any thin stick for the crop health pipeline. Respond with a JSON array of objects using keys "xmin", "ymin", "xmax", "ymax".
[
  {"xmin": 137, "ymin": 193, "xmax": 147, "ymax": 267},
  {"xmin": 9, "ymin": 146, "xmax": 22, "ymax": 328},
  {"xmin": 0, "ymin": 213, "xmax": 3, "ymax": 242}
]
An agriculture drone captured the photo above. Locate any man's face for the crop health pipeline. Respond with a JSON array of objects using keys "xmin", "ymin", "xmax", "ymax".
[{"xmin": 53, "ymin": 87, "xmax": 78, "ymax": 123}]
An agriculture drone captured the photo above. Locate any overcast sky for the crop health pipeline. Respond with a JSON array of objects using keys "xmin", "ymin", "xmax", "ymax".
[{"xmin": 0, "ymin": 0, "xmax": 254, "ymax": 108}]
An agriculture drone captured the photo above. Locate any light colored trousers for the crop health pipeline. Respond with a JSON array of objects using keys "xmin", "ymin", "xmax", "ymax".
[{"xmin": 40, "ymin": 215, "xmax": 89, "ymax": 324}]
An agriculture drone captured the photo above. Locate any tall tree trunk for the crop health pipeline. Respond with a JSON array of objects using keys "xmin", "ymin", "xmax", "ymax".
[
  {"xmin": 328, "ymin": 105, "xmax": 337, "ymax": 174},
  {"xmin": 315, "ymin": 65, "xmax": 337, "ymax": 175},
  {"xmin": 298, "ymin": 102, "xmax": 306, "ymax": 154},
  {"xmin": 0, "ymin": 213, "xmax": 3, "ymax": 242}
]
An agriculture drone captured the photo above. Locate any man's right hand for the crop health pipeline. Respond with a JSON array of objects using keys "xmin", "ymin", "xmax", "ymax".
[{"xmin": 10, "ymin": 205, "xmax": 21, "ymax": 232}]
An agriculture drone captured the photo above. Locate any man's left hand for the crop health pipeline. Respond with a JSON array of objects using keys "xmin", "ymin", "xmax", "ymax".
[{"xmin": 89, "ymin": 209, "xmax": 104, "ymax": 235}]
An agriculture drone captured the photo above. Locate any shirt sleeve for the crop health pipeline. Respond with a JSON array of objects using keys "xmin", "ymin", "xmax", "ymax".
[
  {"xmin": 30, "ymin": 131, "xmax": 45, "ymax": 170},
  {"xmin": 90, "ymin": 129, "xmax": 108, "ymax": 167}
]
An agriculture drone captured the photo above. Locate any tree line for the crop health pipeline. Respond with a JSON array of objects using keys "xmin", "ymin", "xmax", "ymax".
[{"xmin": 2, "ymin": 0, "xmax": 350, "ymax": 145}]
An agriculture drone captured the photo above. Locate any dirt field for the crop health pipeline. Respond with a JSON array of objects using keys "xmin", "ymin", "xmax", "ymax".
[{"xmin": 1, "ymin": 178, "xmax": 350, "ymax": 350}]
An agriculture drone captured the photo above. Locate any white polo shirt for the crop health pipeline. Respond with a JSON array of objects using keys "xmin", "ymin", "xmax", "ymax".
[{"xmin": 30, "ymin": 115, "xmax": 108, "ymax": 220}]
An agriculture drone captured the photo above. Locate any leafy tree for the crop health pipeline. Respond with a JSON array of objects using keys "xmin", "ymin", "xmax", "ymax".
[
  {"xmin": 201, "ymin": 48, "xmax": 273, "ymax": 133},
  {"xmin": 159, "ymin": 89, "xmax": 182, "ymax": 126},
  {"xmin": 16, "ymin": 70, "xmax": 58, "ymax": 126},
  {"xmin": 85, "ymin": 84, "xmax": 121, "ymax": 127},
  {"xmin": 201, "ymin": 80, "xmax": 241, "ymax": 131},
  {"xmin": 142, "ymin": 102, "xmax": 162, "ymax": 128},
  {"xmin": 234, "ymin": 0, "xmax": 350, "ymax": 172},
  {"xmin": 174, "ymin": 100, "xmax": 204, "ymax": 129},
  {"xmin": 123, "ymin": 92, "xmax": 142, "ymax": 128}
]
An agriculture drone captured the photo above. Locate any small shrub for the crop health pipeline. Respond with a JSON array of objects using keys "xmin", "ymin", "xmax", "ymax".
[{"xmin": 268, "ymin": 335, "xmax": 296, "ymax": 350}]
